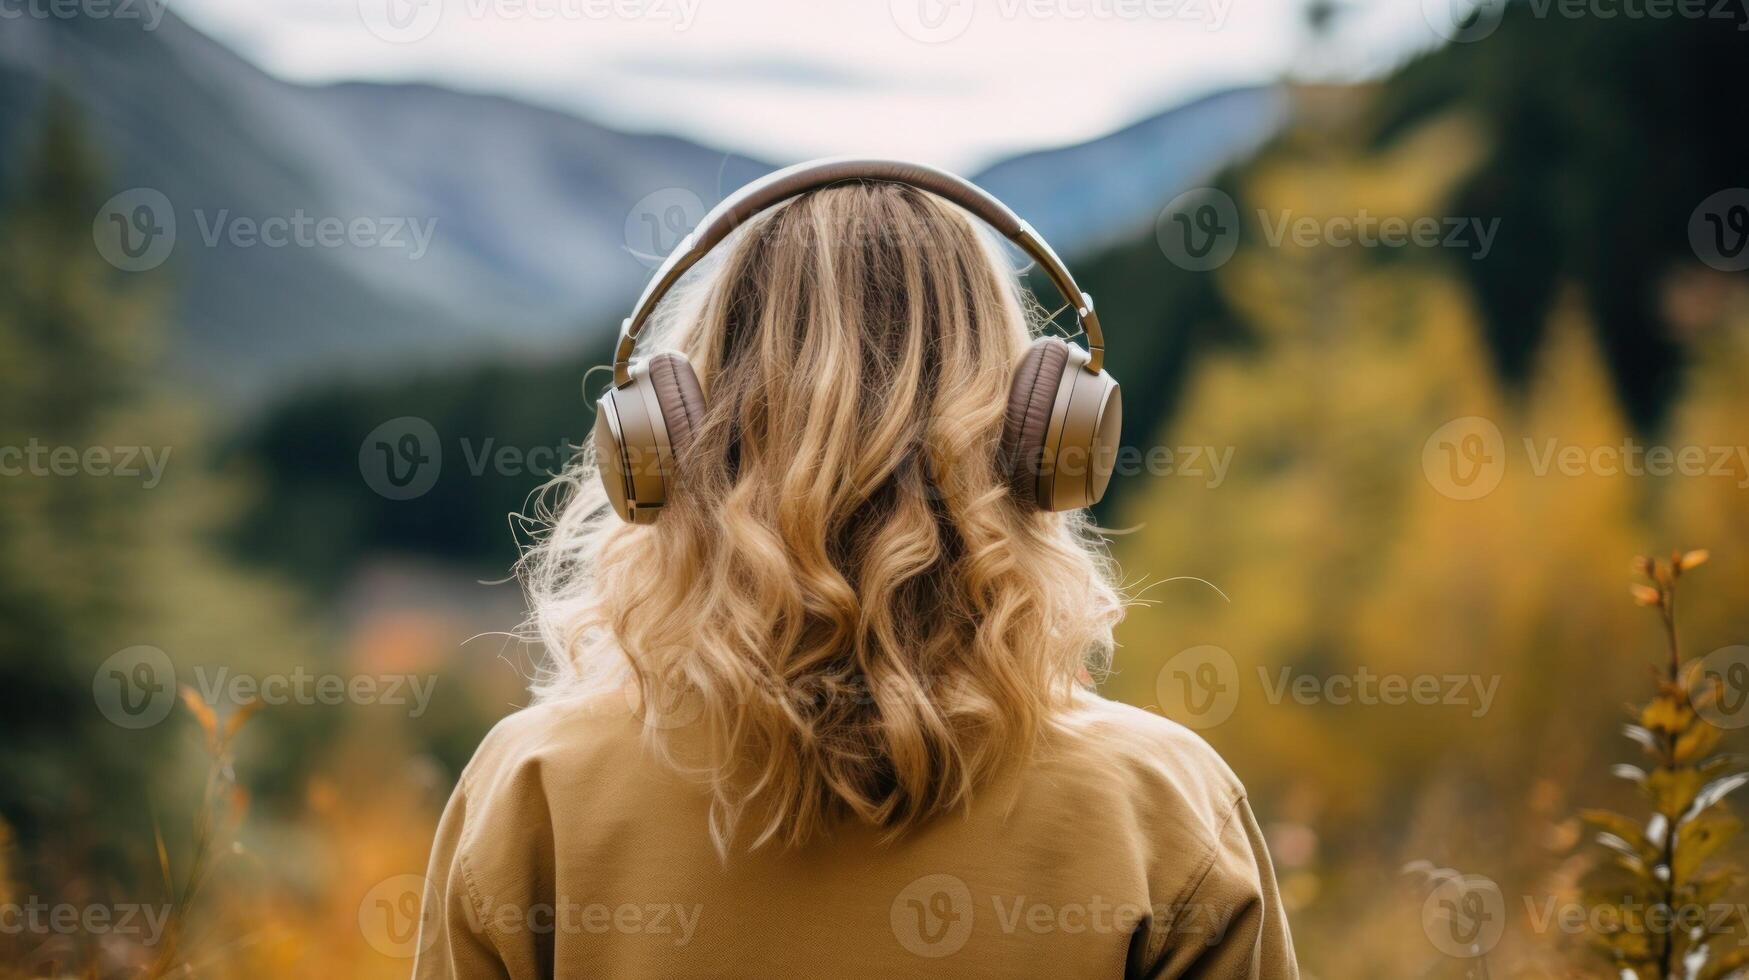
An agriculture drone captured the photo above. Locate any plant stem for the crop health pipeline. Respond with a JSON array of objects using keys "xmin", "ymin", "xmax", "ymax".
[
  {"xmin": 1657, "ymin": 585, "xmax": 1681, "ymax": 980},
  {"xmin": 1663, "ymin": 590, "xmax": 1681, "ymax": 685}
]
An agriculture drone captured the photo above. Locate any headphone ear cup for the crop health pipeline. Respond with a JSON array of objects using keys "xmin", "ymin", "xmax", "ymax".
[
  {"xmin": 1002, "ymin": 337, "xmax": 1072, "ymax": 508},
  {"xmin": 593, "ymin": 352, "xmax": 704, "ymax": 525},
  {"xmin": 1001, "ymin": 337, "xmax": 1122, "ymax": 512},
  {"xmin": 643, "ymin": 351, "xmax": 706, "ymax": 459}
]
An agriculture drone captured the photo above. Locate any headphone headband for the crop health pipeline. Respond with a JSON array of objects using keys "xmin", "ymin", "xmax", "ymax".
[{"xmin": 612, "ymin": 157, "xmax": 1104, "ymax": 386}]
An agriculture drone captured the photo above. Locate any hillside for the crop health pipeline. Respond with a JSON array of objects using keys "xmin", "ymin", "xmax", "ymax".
[{"xmin": 0, "ymin": 9, "xmax": 1283, "ymax": 401}]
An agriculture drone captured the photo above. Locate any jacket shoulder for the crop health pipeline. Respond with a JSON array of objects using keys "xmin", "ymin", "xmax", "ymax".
[
  {"xmin": 1043, "ymin": 694, "xmax": 1248, "ymax": 840},
  {"xmin": 456, "ymin": 690, "xmax": 659, "ymax": 808}
]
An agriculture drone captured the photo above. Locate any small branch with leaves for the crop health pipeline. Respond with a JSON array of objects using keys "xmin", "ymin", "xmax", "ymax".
[
  {"xmin": 1578, "ymin": 550, "xmax": 1749, "ymax": 980},
  {"xmin": 143, "ymin": 688, "xmax": 261, "ymax": 979}
]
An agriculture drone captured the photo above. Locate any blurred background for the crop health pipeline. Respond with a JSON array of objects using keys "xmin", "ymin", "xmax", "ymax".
[{"xmin": 2, "ymin": 0, "xmax": 1747, "ymax": 975}]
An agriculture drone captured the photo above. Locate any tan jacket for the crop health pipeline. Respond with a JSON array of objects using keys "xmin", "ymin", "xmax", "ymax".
[{"xmin": 415, "ymin": 692, "xmax": 1298, "ymax": 978}]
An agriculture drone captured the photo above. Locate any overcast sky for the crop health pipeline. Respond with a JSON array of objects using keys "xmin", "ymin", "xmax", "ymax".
[{"xmin": 168, "ymin": 0, "xmax": 1463, "ymax": 170}]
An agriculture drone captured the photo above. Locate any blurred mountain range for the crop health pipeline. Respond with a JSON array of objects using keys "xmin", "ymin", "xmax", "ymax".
[{"xmin": 0, "ymin": 7, "xmax": 1285, "ymax": 401}]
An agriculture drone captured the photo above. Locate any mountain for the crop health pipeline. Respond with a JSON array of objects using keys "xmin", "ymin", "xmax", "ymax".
[
  {"xmin": 0, "ymin": 8, "xmax": 1285, "ymax": 402},
  {"xmin": 974, "ymin": 86, "xmax": 1287, "ymax": 259},
  {"xmin": 0, "ymin": 10, "xmax": 770, "ymax": 400}
]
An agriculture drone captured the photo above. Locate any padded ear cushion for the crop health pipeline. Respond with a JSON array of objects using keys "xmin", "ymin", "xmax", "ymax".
[
  {"xmin": 644, "ymin": 351, "xmax": 706, "ymax": 458},
  {"xmin": 1001, "ymin": 337, "xmax": 1071, "ymax": 506}
]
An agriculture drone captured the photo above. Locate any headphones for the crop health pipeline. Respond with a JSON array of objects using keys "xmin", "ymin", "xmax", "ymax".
[{"xmin": 593, "ymin": 158, "xmax": 1121, "ymax": 525}]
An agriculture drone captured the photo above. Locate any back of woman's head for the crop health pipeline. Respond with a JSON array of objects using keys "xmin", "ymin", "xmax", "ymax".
[{"xmin": 522, "ymin": 180, "xmax": 1124, "ymax": 851}]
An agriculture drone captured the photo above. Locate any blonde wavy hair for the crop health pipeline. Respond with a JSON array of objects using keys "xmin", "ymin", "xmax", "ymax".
[{"xmin": 520, "ymin": 181, "xmax": 1124, "ymax": 851}]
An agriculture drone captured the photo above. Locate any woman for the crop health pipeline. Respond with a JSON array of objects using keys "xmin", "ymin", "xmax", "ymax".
[{"xmin": 416, "ymin": 161, "xmax": 1297, "ymax": 978}]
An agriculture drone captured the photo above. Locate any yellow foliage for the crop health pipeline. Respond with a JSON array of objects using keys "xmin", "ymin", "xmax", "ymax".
[{"xmin": 1104, "ymin": 94, "xmax": 1749, "ymax": 974}]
